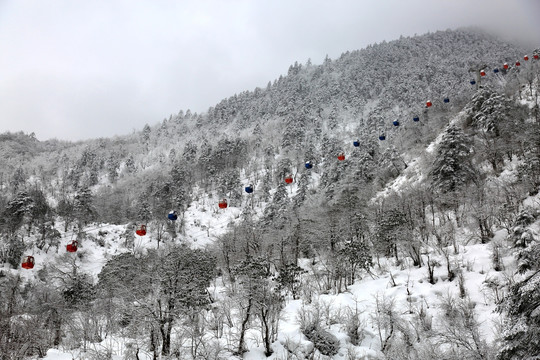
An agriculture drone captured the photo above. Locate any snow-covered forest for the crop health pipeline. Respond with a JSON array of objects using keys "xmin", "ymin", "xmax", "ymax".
[{"xmin": 1, "ymin": 28, "xmax": 540, "ymax": 360}]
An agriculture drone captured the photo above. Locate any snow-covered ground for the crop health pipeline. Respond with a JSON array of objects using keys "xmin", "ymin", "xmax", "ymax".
[{"xmin": 31, "ymin": 215, "xmax": 515, "ymax": 359}]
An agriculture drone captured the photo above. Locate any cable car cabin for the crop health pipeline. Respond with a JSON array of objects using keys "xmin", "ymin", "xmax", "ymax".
[
  {"xmin": 524, "ymin": 55, "xmax": 529, "ymax": 61},
  {"xmin": 245, "ymin": 185, "xmax": 254, "ymax": 194},
  {"xmin": 337, "ymin": 153, "xmax": 345, "ymax": 161},
  {"xmin": 353, "ymin": 140, "xmax": 360, "ymax": 147},
  {"xmin": 516, "ymin": 61, "xmax": 521, "ymax": 67},
  {"xmin": 470, "ymin": 79, "xmax": 476, "ymax": 85},
  {"xmin": 168, "ymin": 211, "xmax": 178, "ymax": 221},
  {"xmin": 413, "ymin": 116, "xmax": 420, "ymax": 122},
  {"xmin": 444, "ymin": 98, "xmax": 450, "ymax": 103},
  {"xmin": 218, "ymin": 199, "xmax": 228, "ymax": 209},
  {"xmin": 480, "ymin": 70, "xmax": 486, "ymax": 76},
  {"xmin": 305, "ymin": 161, "xmax": 313, "ymax": 169},
  {"xmin": 21, "ymin": 256, "xmax": 35, "ymax": 269},
  {"xmin": 393, "ymin": 120, "xmax": 400, "ymax": 126},
  {"xmin": 136, "ymin": 224, "xmax": 147, "ymax": 236},
  {"xmin": 379, "ymin": 134, "xmax": 386, "ymax": 141},
  {"xmin": 493, "ymin": 68, "xmax": 499, "ymax": 73},
  {"xmin": 534, "ymin": 54, "xmax": 539, "ymax": 60},
  {"xmin": 66, "ymin": 240, "xmax": 78, "ymax": 253},
  {"xmin": 284, "ymin": 175, "xmax": 293, "ymax": 184},
  {"xmin": 426, "ymin": 100, "xmax": 432, "ymax": 108},
  {"xmin": 503, "ymin": 63, "xmax": 509, "ymax": 69}
]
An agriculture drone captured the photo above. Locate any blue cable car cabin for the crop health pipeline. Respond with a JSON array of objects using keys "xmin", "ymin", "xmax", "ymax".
[
  {"xmin": 393, "ymin": 120, "xmax": 400, "ymax": 126},
  {"xmin": 379, "ymin": 134, "xmax": 386, "ymax": 141},
  {"xmin": 413, "ymin": 116, "xmax": 420, "ymax": 122},
  {"xmin": 305, "ymin": 161, "xmax": 313, "ymax": 169},
  {"xmin": 168, "ymin": 211, "xmax": 178, "ymax": 221},
  {"xmin": 443, "ymin": 98, "xmax": 450, "ymax": 103},
  {"xmin": 493, "ymin": 68, "xmax": 499, "ymax": 73},
  {"xmin": 353, "ymin": 140, "xmax": 360, "ymax": 147},
  {"xmin": 470, "ymin": 79, "xmax": 476, "ymax": 85},
  {"xmin": 245, "ymin": 185, "xmax": 254, "ymax": 193}
]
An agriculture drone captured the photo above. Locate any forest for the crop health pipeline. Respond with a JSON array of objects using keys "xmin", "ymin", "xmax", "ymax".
[{"xmin": 0, "ymin": 28, "xmax": 540, "ymax": 359}]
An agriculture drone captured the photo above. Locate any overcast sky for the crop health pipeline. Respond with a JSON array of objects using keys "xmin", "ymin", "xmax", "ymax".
[{"xmin": 1, "ymin": 0, "xmax": 539, "ymax": 141}]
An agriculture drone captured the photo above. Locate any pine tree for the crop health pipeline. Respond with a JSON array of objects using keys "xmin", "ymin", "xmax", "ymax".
[
  {"xmin": 124, "ymin": 155, "xmax": 136, "ymax": 174},
  {"xmin": 10, "ymin": 167, "xmax": 26, "ymax": 193},
  {"xmin": 182, "ymin": 140, "xmax": 198, "ymax": 162},
  {"xmin": 263, "ymin": 180, "xmax": 290, "ymax": 230},
  {"xmin": 3, "ymin": 191, "xmax": 34, "ymax": 236},
  {"xmin": 136, "ymin": 192, "xmax": 152, "ymax": 222},
  {"xmin": 73, "ymin": 186, "xmax": 96, "ymax": 227},
  {"xmin": 141, "ymin": 124, "xmax": 151, "ymax": 151},
  {"xmin": 431, "ymin": 124, "xmax": 476, "ymax": 194},
  {"xmin": 497, "ymin": 242, "xmax": 540, "ymax": 359},
  {"xmin": 466, "ymin": 87, "xmax": 529, "ymax": 172},
  {"xmin": 170, "ymin": 160, "xmax": 192, "ymax": 213},
  {"xmin": 106, "ymin": 154, "xmax": 120, "ymax": 183}
]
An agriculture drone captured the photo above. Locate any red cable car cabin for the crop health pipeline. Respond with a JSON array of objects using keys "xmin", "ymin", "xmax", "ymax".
[
  {"xmin": 426, "ymin": 100, "xmax": 432, "ymax": 108},
  {"xmin": 480, "ymin": 70, "xmax": 486, "ymax": 76},
  {"xmin": 66, "ymin": 240, "xmax": 78, "ymax": 253},
  {"xmin": 516, "ymin": 61, "xmax": 521, "ymax": 67},
  {"xmin": 524, "ymin": 55, "xmax": 529, "ymax": 61},
  {"xmin": 534, "ymin": 54, "xmax": 539, "ymax": 60},
  {"xmin": 136, "ymin": 224, "xmax": 147, "ymax": 236},
  {"xmin": 218, "ymin": 199, "xmax": 228, "ymax": 209},
  {"xmin": 21, "ymin": 256, "xmax": 35, "ymax": 269},
  {"xmin": 284, "ymin": 175, "xmax": 293, "ymax": 184},
  {"xmin": 503, "ymin": 63, "xmax": 509, "ymax": 69},
  {"xmin": 337, "ymin": 153, "xmax": 345, "ymax": 161}
]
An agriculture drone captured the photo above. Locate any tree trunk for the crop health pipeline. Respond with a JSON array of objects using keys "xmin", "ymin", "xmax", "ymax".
[
  {"xmin": 150, "ymin": 328, "xmax": 158, "ymax": 360},
  {"xmin": 160, "ymin": 316, "xmax": 174, "ymax": 356},
  {"xmin": 53, "ymin": 310, "xmax": 62, "ymax": 347},
  {"xmin": 261, "ymin": 308, "xmax": 273, "ymax": 356},
  {"xmin": 237, "ymin": 296, "xmax": 252, "ymax": 355},
  {"xmin": 294, "ymin": 225, "xmax": 300, "ymax": 265},
  {"xmin": 478, "ymin": 218, "xmax": 491, "ymax": 244}
]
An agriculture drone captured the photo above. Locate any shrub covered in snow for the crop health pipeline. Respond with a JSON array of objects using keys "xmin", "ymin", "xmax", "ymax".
[{"xmin": 302, "ymin": 322, "xmax": 340, "ymax": 357}]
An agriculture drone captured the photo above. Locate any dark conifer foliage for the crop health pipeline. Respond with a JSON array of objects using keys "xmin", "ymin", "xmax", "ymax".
[
  {"xmin": 497, "ymin": 218, "xmax": 540, "ymax": 359},
  {"xmin": 430, "ymin": 124, "xmax": 476, "ymax": 194}
]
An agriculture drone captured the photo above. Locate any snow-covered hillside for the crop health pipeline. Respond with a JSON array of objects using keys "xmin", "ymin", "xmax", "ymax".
[{"xmin": 1, "ymin": 29, "xmax": 540, "ymax": 359}]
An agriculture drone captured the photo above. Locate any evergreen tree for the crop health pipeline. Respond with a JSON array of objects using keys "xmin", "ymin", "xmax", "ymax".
[
  {"xmin": 182, "ymin": 140, "xmax": 198, "ymax": 162},
  {"xmin": 497, "ymin": 210, "xmax": 540, "ymax": 359},
  {"xmin": 141, "ymin": 124, "xmax": 151, "ymax": 151},
  {"xmin": 124, "ymin": 155, "xmax": 136, "ymax": 174},
  {"xmin": 73, "ymin": 186, "xmax": 96, "ymax": 228},
  {"xmin": 170, "ymin": 160, "xmax": 192, "ymax": 213},
  {"xmin": 3, "ymin": 191, "xmax": 34, "ymax": 236},
  {"xmin": 106, "ymin": 154, "xmax": 120, "ymax": 183},
  {"xmin": 136, "ymin": 191, "xmax": 152, "ymax": 222},
  {"xmin": 263, "ymin": 180, "xmax": 290, "ymax": 230},
  {"xmin": 431, "ymin": 124, "xmax": 476, "ymax": 194},
  {"xmin": 10, "ymin": 167, "xmax": 26, "ymax": 194},
  {"xmin": 466, "ymin": 87, "xmax": 529, "ymax": 172}
]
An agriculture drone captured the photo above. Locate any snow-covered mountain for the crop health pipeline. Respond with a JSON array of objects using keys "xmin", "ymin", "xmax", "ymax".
[{"xmin": 1, "ymin": 28, "xmax": 540, "ymax": 359}]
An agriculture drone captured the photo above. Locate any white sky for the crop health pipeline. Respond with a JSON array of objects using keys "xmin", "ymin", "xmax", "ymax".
[{"xmin": 1, "ymin": 0, "xmax": 539, "ymax": 141}]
